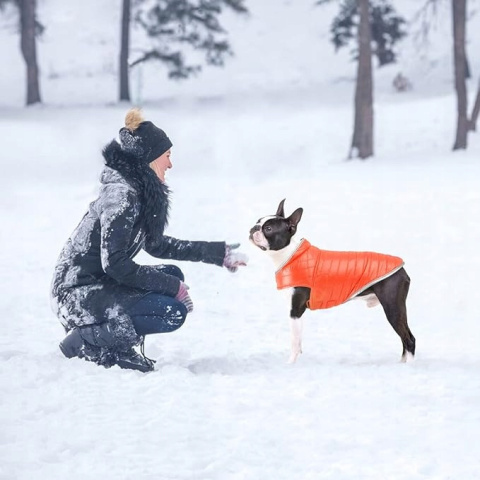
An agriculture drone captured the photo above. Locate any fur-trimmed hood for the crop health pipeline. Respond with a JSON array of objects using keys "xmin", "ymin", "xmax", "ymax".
[{"xmin": 102, "ymin": 139, "xmax": 170, "ymax": 239}]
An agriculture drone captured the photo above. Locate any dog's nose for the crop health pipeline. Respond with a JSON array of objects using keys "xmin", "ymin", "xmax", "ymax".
[{"xmin": 250, "ymin": 225, "xmax": 261, "ymax": 235}]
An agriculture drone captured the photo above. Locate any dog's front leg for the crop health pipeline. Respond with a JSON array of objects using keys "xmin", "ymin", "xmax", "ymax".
[
  {"xmin": 288, "ymin": 317, "xmax": 303, "ymax": 363},
  {"xmin": 287, "ymin": 287, "xmax": 310, "ymax": 364}
]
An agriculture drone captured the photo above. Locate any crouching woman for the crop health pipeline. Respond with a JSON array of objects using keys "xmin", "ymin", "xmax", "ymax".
[{"xmin": 51, "ymin": 108, "xmax": 247, "ymax": 372}]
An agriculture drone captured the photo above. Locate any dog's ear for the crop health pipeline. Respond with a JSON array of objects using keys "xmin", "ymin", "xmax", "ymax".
[
  {"xmin": 276, "ymin": 199, "xmax": 286, "ymax": 218},
  {"xmin": 287, "ymin": 208, "xmax": 303, "ymax": 234}
]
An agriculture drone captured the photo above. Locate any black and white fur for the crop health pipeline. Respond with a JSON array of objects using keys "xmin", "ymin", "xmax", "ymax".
[{"xmin": 249, "ymin": 199, "xmax": 416, "ymax": 364}]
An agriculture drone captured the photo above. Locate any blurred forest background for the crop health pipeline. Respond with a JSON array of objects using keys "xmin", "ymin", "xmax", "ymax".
[{"xmin": 0, "ymin": 0, "xmax": 479, "ymax": 158}]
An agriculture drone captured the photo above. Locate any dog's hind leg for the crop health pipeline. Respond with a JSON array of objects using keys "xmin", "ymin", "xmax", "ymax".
[
  {"xmin": 371, "ymin": 268, "xmax": 416, "ymax": 362},
  {"xmin": 288, "ymin": 287, "xmax": 310, "ymax": 364}
]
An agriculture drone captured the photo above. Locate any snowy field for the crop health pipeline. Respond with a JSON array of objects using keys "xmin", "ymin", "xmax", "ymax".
[{"xmin": 1, "ymin": 0, "xmax": 480, "ymax": 479}]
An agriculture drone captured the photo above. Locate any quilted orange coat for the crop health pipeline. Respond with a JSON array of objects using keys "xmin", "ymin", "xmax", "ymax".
[{"xmin": 275, "ymin": 239, "xmax": 404, "ymax": 310}]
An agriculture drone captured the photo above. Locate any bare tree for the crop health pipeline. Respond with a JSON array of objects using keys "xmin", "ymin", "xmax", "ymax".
[
  {"xmin": 18, "ymin": 0, "xmax": 41, "ymax": 105},
  {"xmin": 119, "ymin": 0, "xmax": 131, "ymax": 101},
  {"xmin": 468, "ymin": 80, "xmax": 480, "ymax": 131},
  {"xmin": 452, "ymin": 0, "xmax": 468, "ymax": 150},
  {"xmin": 349, "ymin": 0, "xmax": 373, "ymax": 159}
]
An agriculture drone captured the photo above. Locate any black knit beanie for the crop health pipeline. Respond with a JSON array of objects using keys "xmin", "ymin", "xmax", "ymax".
[{"xmin": 119, "ymin": 108, "xmax": 173, "ymax": 164}]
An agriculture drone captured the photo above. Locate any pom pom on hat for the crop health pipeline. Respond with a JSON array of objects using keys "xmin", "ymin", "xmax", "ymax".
[
  {"xmin": 119, "ymin": 107, "xmax": 172, "ymax": 164},
  {"xmin": 125, "ymin": 107, "xmax": 144, "ymax": 132}
]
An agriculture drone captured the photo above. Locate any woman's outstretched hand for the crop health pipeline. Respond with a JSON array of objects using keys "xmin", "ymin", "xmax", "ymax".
[{"xmin": 223, "ymin": 243, "xmax": 248, "ymax": 273}]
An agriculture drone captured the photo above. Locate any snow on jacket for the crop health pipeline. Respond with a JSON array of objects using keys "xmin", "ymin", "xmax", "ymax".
[
  {"xmin": 275, "ymin": 239, "xmax": 404, "ymax": 309},
  {"xmin": 51, "ymin": 140, "xmax": 226, "ymax": 346}
]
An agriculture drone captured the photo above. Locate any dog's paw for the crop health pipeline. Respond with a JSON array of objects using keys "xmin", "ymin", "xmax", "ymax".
[
  {"xmin": 401, "ymin": 352, "xmax": 414, "ymax": 363},
  {"xmin": 287, "ymin": 347, "xmax": 302, "ymax": 364},
  {"xmin": 287, "ymin": 354, "xmax": 297, "ymax": 364}
]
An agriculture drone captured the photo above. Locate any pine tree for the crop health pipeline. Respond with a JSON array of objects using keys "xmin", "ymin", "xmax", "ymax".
[
  {"xmin": 130, "ymin": 0, "xmax": 248, "ymax": 79},
  {"xmin": 350, "ymin": 0, "xmax": 373, "ymax": 159},
  {"xmin": 323, "ymin": 0, "xmax": 406, "ymax": 67},
  {"xmin": 318, "ymin": 0, "xmax": 376, "ymax": 160}
]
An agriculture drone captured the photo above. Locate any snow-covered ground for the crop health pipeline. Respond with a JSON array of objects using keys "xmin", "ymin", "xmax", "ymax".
[{"xmin": 1, "ymin": 0, "xmax": 480, "ymax": 479}]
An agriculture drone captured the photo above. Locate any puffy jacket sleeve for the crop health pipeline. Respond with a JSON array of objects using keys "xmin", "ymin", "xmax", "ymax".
[
  {"xmin": 144, "ymin": 236, "xmax": 226, "ymax": 267},
  {"xmin": 97, "ymin": 185, "xmax": 181, "ymax": 297}
]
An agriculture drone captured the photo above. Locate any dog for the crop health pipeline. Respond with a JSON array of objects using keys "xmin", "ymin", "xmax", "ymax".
[{"xmin": 249, "ymin": 199, "xmax": 416, "ymax": 364}]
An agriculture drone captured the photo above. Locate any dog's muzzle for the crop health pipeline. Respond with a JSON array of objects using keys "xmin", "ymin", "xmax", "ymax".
[{"xmin": 249, "ymin": 225, "xmax": 268, "ymax": 251}]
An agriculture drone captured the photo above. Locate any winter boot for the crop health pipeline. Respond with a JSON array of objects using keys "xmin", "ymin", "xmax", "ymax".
[
  {"xmin": 59, "ymin": 325, "xmax": 154, "ymax": 372},
  {"xmin": 59, "ymin": 323, "xmax": 116, "ymax": 365},
  {"xmin": 113, "ymin": 348, "xmax": 155, "ymax": 373},
  {"xmin": 59, "ymin": 327, "xmax": 85, "ymax": 358}
]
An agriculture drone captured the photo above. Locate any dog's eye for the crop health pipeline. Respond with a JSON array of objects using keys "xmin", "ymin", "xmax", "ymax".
[{"xmin": 264, "ymin": 225, "xmax": 272, "ymax": 233}]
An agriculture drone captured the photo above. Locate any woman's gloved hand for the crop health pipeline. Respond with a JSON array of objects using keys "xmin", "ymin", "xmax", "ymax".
[
  {"xmin": 175, "ymin": 281, "xmax": 194, "ymax": 313},
  {"xmin": 223, "ymin": 243, "xmax": 248, "ymax": 273}
]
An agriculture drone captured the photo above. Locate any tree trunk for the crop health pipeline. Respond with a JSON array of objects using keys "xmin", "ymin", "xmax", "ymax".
[
  {"xmin": 452, "ymin": 0, "xmax": 468, "ymax": 150},
  {"xmin": 468, "ymin": 80, "xmax": 480, "ymax": 131},
  {"xmin": 465, "ymin": 55, "xmax": 471, "ymax": 79},
  {"xmin": 349, "ymin": 0, "xmax": 373, "ymax": 160},
  {"xmin": 19, "ymin": 0, "xmax": 41, "ymax": 105},
  {"xmin": 119, "ymin": 0, "xmax": 131, "ymax": 102}
]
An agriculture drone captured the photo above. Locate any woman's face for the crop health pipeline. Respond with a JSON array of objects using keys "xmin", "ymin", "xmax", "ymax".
[{"xmin": 150, "ymin": 149, "xmax": 172, "ymax": 182}]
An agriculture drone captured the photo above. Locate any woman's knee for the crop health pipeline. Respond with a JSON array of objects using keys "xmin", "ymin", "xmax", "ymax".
[
  {"xmin": 132, "ymin": 299, "xmax": 189, "ymax": 335},
  {"xmin": 168, "ymin": 303, "xmax": 188, "ymax": 331}
]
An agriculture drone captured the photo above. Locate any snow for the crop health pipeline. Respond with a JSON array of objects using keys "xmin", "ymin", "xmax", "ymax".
[{"xmin": 1, "ymin": 0, "xmax": 480, "ymax": 479}]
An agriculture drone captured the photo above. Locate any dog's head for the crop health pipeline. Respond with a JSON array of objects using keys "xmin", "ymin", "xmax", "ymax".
[{"xmin": 249, "ymin": 199, "xmax": 303, "ymax": 251}]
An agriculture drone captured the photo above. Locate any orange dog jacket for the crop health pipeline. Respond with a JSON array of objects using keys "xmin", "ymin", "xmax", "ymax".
[{"xmin": 275, "ymin": 239, "xmax": 404, "ymax": 309}]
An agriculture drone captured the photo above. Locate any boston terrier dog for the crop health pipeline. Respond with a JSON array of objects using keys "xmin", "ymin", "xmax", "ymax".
[{"xmin": 249, "ymin": 199, "xmax": 416, "ymax": 364}]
